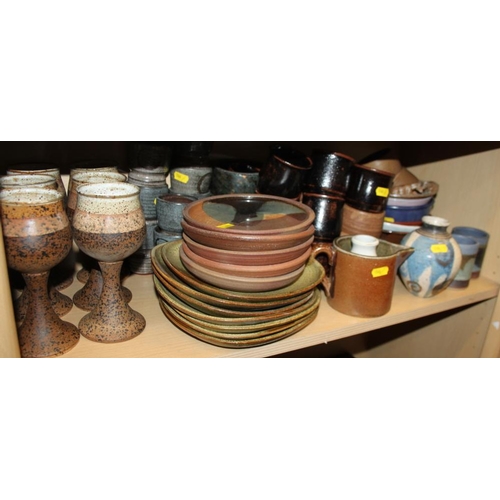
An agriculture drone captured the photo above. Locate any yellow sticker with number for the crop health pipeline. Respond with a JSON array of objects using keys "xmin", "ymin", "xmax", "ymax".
[
  {"xmin": 376, "ymin": 187, "xmax": 389, "ymax": 197},
  {"xmin": 431, "ymin": 244, "xmax": 448, "ymax": 253},
  {"xmin": 217, "ymin": 223, "xmax": 235, "ymax": 229},
  {"xmin": 384, "ymin": 216, "xmax": 395, "ymax": 223},
  {"xmin": 174, "ymin": 171, "xmax": 190, "ymax": 184},
  {"xmin": 371, "ymin": 266, "xmax": 389, "ymax": 278}
]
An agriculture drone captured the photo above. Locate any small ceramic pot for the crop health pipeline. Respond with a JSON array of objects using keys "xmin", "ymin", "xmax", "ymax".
[
  {"xmin": 210, "ymin": 161, "xmax": 261, "ymax": 195},
  {"xmin": 257, "ymin": 145, "xmax": 312, "ymax": 199},
  {"xmin": 170, "ymin": 166, "xmax": 213, "ymax": 196},
  {"xmin": 345, "ymin": 164, "xmax": 395, "ymax": 213},
  {"xmin": 451, "ymin": 226, "xmax": 490, "ymax": 279},
  {"xmin": 399, "ymin": 216, "xmax": 461, "ymax": 298},
  {"xmin": 449, "ymin": 235, "xmax": 479, "ymax": 288},
  {"xmin": 156, "ymin": 193, "xmax": 197, "ymax": 232},
  {"xmin": 303, "ymin": 152, "xmax": 353, "ymax": 197},
  {"xmin": 341, "ymin": 204, "xmax": 385, "ymax": 238},
  {"xmin": 351, "ymin": 235, "xmax": 379, "ymax": 256},
  {"xmin": 154, "ymin": 226, "xmax": 183, "ymax": 245},
  {"xmin": 301, "ymin": 192, "xmax": 344, "ymax": 242}
]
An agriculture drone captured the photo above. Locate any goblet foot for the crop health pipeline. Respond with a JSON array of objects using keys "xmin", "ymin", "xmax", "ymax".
[
  {"xmin": 73, "ymin": 267, "xmax": 132, "ymax": 311},
  {"xmin": 78, "ymin": 261, "xmax": 145, "ymax": 343},
  {"xmin": 76, "ymin": 268, "xmax": 90, "ymax": 283},
  {"xmin": 18, "ymin": 272, "xmax": 80, "ymax": 358}
]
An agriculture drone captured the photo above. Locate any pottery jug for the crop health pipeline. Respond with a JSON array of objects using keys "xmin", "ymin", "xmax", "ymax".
[
  {"xmin": 312, "ymin": 235, "xmax": 414, "ymax": 317},
  {"xmin": 398, "ymin": 216, "xmax": 461, "ymax": 298}
]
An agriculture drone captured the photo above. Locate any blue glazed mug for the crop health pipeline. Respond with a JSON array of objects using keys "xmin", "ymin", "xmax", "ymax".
[
  {"xmin": 451, "ymin": 226, "xmax": 490, "ymax": 279},
  {"xmin": 449, "ymin": 234, "xmax": 479, "ymax": 288}
]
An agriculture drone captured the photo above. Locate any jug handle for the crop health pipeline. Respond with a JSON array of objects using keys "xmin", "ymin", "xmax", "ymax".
[{"xmin": 311, "ymin": 241, "xmax": 337, "ymax": 295}]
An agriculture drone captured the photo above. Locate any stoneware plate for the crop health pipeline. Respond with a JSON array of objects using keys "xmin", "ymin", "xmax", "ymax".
[
  {"xmin": 151, "ymin": 245, "xmax": 314, "ymax": 312},
  {"xmin": 159, "ymin": 299, "xmax": 319, "ymax": 348}
]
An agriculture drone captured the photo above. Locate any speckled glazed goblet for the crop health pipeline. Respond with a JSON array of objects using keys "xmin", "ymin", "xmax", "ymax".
[
  {"xmin": 0, "ymin": 188, "xmax": 80, "ymax": 357},
  {"xmin": 72, "ymin": 183, "xmax": 147, "ymax": 342},
  {"xmin": 1, "ymin": 174, "xmax": 73, "ymax": 322},
  {"xmin": 68, "ymin": 170, "xmax": 130, "ymax": 309}
]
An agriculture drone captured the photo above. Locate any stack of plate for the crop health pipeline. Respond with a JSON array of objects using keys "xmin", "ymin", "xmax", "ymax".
[
  {"xmin": 179, "ymin": 194, "xmax": 316, "ymax": 292},
  {"xmin": 151, "ymin": 241, "xmax": 325, "ymax": 348}
]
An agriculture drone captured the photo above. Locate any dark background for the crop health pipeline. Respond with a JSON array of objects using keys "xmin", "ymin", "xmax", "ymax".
[{"xmin": 1, "ymin": 141, "xmax": 499, "ymax": 174}]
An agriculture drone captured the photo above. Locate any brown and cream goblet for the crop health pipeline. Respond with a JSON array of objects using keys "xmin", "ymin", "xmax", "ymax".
[
  {"xmin": 72, "ymin": 183, "xmax": 147, "ymax": 342},
  {"xmin": 0, "ymin": 188, "xmax": 80, "ymax": 357}
]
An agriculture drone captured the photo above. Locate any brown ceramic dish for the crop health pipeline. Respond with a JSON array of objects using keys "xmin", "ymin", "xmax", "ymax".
[
  {"xmin": 182, "ymin": 232, "xmax": 314, "ymax": 266},
  {"xmin": 179, "ymin": 244, "xmax": 305, "ymax": 292},
  {"xmin": 180, "ymin": 240, "xmax": 312, "ymax": 278},
  {"xmin": 181, "ymin": 219, "xmax": 315, "ymax": 251},
  {"xmin": 182, "ymin": 193, "xmax": 315, "ymax": 235},
  {"xmin": 159, "ymin": 240, "xmax": 324, "ymax": 302}
]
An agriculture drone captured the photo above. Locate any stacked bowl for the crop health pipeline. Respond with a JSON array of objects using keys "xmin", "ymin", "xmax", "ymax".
[{"xmin": 152, "ymin": 194, "xmax": 325, "ymax": 348}]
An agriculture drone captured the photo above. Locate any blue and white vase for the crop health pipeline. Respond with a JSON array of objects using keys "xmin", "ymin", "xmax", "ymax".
[{"xmin": 398, "ymin": 216, "xmax": 461, "ymax": 298}]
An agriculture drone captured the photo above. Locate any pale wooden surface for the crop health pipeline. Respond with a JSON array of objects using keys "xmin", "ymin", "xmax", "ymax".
[
  {"xmin": 58, "ymin": 262, "xmax": 499, "ymax": 358},
  {"xmin": 0, "ymin": 224, "xmax": 20, "ymax": 357},
  {"xmin": 410, "ymin": 148, "xmax": 500, "ymax": 357}
]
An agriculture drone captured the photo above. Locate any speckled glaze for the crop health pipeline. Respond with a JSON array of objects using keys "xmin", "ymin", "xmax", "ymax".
[
  {"xmin": 1, "ymin": 174, "xmax": 58, "ymax": 191},
  {"xmin": 6, "ymin": 167, "xmax": 67, "ymax": 207},
  {"xmin": 68, "ymin": 166, "xmax": 119, "ymax": 194},
  {"xmin": 67, "ymin": 171, "xmax": 127, "ymax": 222},
  {"xmin": 399, "ymin": 216, "xmax": 461, "ymax": 298},
  {"xmin": 72, "ymin": 183, "xmax": 146, "ymax": 342},
  {"xmin": 0, "ymin": 188, "xmax": 79, "ymax": 357}
]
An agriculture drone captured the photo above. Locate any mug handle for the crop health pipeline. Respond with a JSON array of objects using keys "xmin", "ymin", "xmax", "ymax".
[{"xmin": 311, "ymin": 241, "xmax": 337, "ymax": 295}]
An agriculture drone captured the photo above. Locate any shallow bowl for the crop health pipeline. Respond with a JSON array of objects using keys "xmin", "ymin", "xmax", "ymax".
[
  {"xmin": 182, "ymin": 232, "xmax": 314, "ymax": 266},
  {"xmin": 181, "ymin": 240, "xmax": 312, "ymax": 278},
  {"xmin": 182, "ymin": 193, "xmax": 315, "ymax": 235},
  {"xmin": 181, "ymin": 219, "xmax": 315, "ymax": 251}
]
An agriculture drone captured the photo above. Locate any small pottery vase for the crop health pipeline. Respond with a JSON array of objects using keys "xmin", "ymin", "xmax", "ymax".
[{"xmin": 398, "ymin": 216, "xmax": 461, "ymax": 298}]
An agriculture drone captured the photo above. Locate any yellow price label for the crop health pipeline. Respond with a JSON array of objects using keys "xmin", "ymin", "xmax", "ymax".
[
  {"xmin": 174, "ymin": 171, "xmax": 190, "ymax": 184},
  {"xmin": 371, "ymin": 266, "xmax": 389, "ymax": 278},
  {"xmin": 384, "ymin": 217, "xmax": 395, "ymax": 223},
  {"xmin": 376, "ymin": 187, "xmax": 389, "ymax": 197},
  {"xmin": 431, "ymin": 244, "xmax": 448, "ymax": 253},
  {"xmin": 217, "ymin": 223, "xmax": 235, "ymax": 229}
]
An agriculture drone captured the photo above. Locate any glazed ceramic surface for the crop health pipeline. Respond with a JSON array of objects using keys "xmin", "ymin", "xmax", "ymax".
[
  {"xmin": 72, "ymin": 183, "xmax": 146, "ymax": 262},
  {"xmin": 257, "ymin": 145, "xmax": 312, "ymax": 199},
  {"xmin": 170, "ymin": 166, "xmax": 213, "ymax": 196},
  {"xmin": 449, "ymin": 234, "xmax": 479, "ymax": 288},
  {"xmin": 351, "ymin": 235, "xmax": 379, "ymax": 257},
  {"xmin": 451, "ymin": 226, "xmax": 490, "ymax": 279},
  {"xmin": 156, "ymin": 193, "xmax": 197, "ymax": 232},
  {"xmin": 341, "ymin": 204, "xmax": 385, "ymax": 238},
  {"xmin": 210, "ymin": 161, "xmax": 261, "ymax": 195},
  {"xmin": 345, "ymin": 164, "xmax": 394, "ymax": 213},
  {"xmin": 384, "ymin": 197, "xmax": 434, "ymax": 224},
  {"xmin": 303, "ymin": 151, "xmax": 353, "ymax": 197},
  {"xmin": 300, "ymin": 192, "xmax": 344, "ymax": 242},
  {"xmin": 399, "ymin": 216, "xmax": 461, "ymax": 298},
  {"xmin": 183, "ymin": 194, "xmax": 315, "ymax": 235},
  {"xmin": 182, "ymin": 232, "xmax": 314, "ymax": 267},
  {"xmin": 181, "ymin": 219, "xmax": 315, "ymax": 252},
  {"xmin": 6, "ymin": 167, "xmax": 67, "ymax": 202},
  {"xmin": 312, "ymin": 236, "xmax": 414, "ymax": 317},
  {"xmin": 1, "ymin": 174, "xmax": 57, "ymax": 191}
]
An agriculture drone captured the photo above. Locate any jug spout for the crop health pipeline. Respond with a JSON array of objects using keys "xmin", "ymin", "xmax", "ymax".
[{"xmin": 392, "ymin": 243, "xmax": 415, "ymax": 267}]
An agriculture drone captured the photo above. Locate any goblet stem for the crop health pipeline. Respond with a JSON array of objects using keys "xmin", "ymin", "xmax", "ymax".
[
  {"xmin": 73, "ymin": 263, "xmax": 133, "ymax": 311},
  {"xmin": 78, "ymin": 261, "xmax": 145, "ymax": 343},
  {"xmin": 18, "ymin": 271, "xmax": 80, "ymax": 358}
]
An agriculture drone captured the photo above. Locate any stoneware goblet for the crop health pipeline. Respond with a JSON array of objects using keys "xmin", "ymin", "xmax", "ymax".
[
  {"xmin": 1, "ymin": 174, "xmax": 74, "ymax": 323},
  {"xmin": 0, "ymin": 188, "xmax": 80, "ymax": 357},
  {"xmin": 72, "ymin": 182, "xmax": 147, "ymax": 342}
]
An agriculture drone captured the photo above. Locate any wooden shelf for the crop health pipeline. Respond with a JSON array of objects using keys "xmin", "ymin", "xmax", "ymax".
[{"xmin": 58, "ymin": 261, "xmax": 499, "ymax": 358}]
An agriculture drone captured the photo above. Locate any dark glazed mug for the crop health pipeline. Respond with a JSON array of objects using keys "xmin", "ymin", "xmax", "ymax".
[
  {"xmin": 301, "ymin": 192, "xmax": 344, "ymax": 242},
  {"xmin": 210, "ymin": 160, "xmax": 261, "ymax": 195},
  {"xmin": 257, "ymin": 145, "xmax": 312, "ymax": 199},
  {"xmin": 345, "ymin": 164, "xmax": 395, "ymax": 213},
  {"xmin": 303, "ymin": 152, "xmax": 354, "ymax": 197}
]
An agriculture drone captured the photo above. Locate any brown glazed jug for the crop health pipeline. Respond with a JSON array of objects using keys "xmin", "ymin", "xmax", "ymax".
[{"xmin": 312, "ymin": 235, "xmax": 414, "ymax": 317}]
